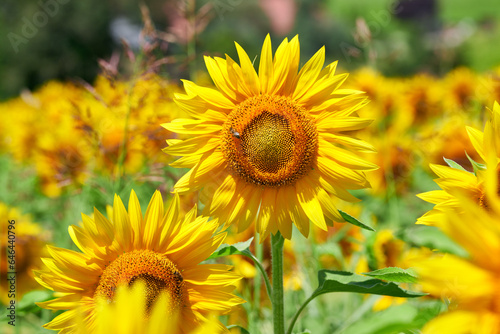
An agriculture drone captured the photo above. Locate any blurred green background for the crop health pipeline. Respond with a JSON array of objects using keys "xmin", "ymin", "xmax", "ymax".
[{"xmin": 2, "ymin": 0, "xmax": 500, "ymax": 100}]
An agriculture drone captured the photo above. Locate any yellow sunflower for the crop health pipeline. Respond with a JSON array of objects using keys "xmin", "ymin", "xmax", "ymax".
[
  {"xmin": 415, "ymin": 168, "xmax": 500, "ymax": 334},
  {"xmin": 35, "ymin": 190, "xmax": 244, "ymax": 333},
  {"xmin": 163, "ymin": 35, "xmax": 376, "ymax": 239},
  {"xmin": 417, "ymin": 101, "xmax": 500, "ymax": 229},
  {"xmin": 0, "ymin": 203, "xmax": 49, "ymax": 304}
]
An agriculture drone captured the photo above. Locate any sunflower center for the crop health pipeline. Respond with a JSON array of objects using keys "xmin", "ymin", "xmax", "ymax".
[
  {"xmin": 94, "ymin": 249, "xmax": 184, "ymax": 313},
  {"xmin": 222, "ymin": 94, "xmax": 318, "ymax": 186}
]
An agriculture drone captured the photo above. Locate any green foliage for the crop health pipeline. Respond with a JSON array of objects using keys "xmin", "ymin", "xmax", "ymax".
[
  {"xmin": 208, "ymin": 238, "xmax": 254, "ymax": 260},
  {"xmin": 443, "ymin": 157, "xmax": 469, "ymax": 172},
  {"xmin": 313, "ymin": 270, "xmax": 424, "ymax": 298},
  {"xmin": 363, "ymin": 267, "xmax": 418, "ymax": 284},
  {"xmin": 339, "ymin": 210, "xmax": 375, "ymax": 231}
]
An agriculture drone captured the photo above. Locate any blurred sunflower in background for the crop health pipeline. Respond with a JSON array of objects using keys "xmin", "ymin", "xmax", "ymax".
[
  {"xmin": 35, "ymin": 190, "xmax": 244, "ymax": 333},
  {"xmin": 163, "ymin": 34, "xmax": 377, "ymax": 239},
  {"xmin": 0, "ymin": 73, "xmax": 184, "ymax": 197},
  {"xmin": 0, "ymin": 202, "xmax": 49, "ymax": 304},
  {"xmin": 417, "ymin": 101, "xmax": 500, "ymax": 229}
]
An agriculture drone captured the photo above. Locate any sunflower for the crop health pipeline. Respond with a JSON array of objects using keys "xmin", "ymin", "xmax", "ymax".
[
  {"xmin": 442, "ymin": 67, "xmax": 478, "ymax": 111},
  {"xmin": 35, "ymin": 190, "xmax": 244, "ymax": 333},
  {"xmin": 0, "ymin": 203, "xmax": 49, "ymax": 304},
  {"xmin": 417, "ymin": 101, "xmax": 500, "ymax": 229},
  {"xmin": 417, "ymin": 113, "xmax": 481, "ymax": 168},
  {"xmin": 415, "ymin": 168, "xmax": 500, "ymax": 334},
  {"xmin": 163, "ymin": 35, "xmax": 376, "ymax": 239}
]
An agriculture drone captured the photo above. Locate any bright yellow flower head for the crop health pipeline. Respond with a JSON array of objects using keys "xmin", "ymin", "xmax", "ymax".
[
  {"xmin": 0, "ymin": 203, "xmax": 49, "ymax": 304},
  {"xmin": 35, "ymin": 190, "xmax": 244, "ymax": 333},
  {"xmin": 163, "ymin": 35, "xmax": 376, "ymax": 240}
]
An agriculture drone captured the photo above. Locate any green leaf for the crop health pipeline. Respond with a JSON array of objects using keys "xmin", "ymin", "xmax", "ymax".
[
  {"xmin": 17, "ymin": 290, "xmax": 53, "ymax": 315},
  {"xmin": 363, "ymin": 267, "xmax": 418, "ymax": 283},
  {"xmin": 208, "ymin": 237, "xmax": 253, "ymax": 260},
  {"xmin": 313, "ymin": 270, "xmax": 425, "ymax": 298},
  {"xmin": 466, "ymin": 151, "xmax": 486, "ymax": 174},
  {"xmin": 443, "ymin": 157, "xmax": 469, "ymax": 172},
  {"xmin": 339, "ymin": 210, "xmax": 375, "ymax": 231}
]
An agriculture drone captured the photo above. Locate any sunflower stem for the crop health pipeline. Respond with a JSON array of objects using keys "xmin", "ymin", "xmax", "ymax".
[{"xmin": 271, "ymin": 231, "xmax": 285, "ymax": 334}]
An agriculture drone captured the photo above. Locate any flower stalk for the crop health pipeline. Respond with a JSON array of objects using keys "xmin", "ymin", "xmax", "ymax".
[{"xmin": 271, "ymin": 231, "xmax": 285, "ymax": 334}]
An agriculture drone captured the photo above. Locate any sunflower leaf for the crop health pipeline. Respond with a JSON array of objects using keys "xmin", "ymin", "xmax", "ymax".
[
  {"xmin": 443, "ymin": 157, "xmax": 469, "ymax": 173},
  {"xmin": 208, "ymin": 237, "xmax": 254, "ymax": 259},
  {"xmin": 362, "ymin": 267, "xmax": 418, "ymax": 283},
  {"xmin": 312, "ymin": 270, "xmax": 425, "ymax": 298},
  {"xmin": 465, "ymin": 151, "xmax": 486, "ymax": 174},
  {"xmin": 338, "ymin": 210, "xmax": 375, "ymax": 231}
]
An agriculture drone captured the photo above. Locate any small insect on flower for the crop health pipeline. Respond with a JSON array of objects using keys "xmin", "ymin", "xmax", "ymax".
[{"xmin": 230, "ymin": 127, "xmax": 241, "ymax": 139}]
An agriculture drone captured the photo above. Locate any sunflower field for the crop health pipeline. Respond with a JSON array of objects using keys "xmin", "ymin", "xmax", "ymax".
[{"xmin": 2, "ymin": 0, "xmax": 500, "ymax": 333}]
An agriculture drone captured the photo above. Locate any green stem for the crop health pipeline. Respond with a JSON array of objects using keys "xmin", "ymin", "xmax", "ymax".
[
  {"xmin": 286, "ymin": 294, "xmax": 316, "ymax": 334},
  {"xmin": 246, "ymin": 247, "xmax": 272, "ymax": 300},
  {"xmin": 250, "ymin": 232, "xmax": 263, "ymax": 332},
  {"xmin": 271, "ymin": 231, "xmax": 285, "ymax": 334}
]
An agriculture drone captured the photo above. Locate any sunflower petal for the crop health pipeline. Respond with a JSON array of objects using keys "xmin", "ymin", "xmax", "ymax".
[
  {"xmin": 259, "ymin": 34, "xmax": 274, "ymax": 94},
  {"xmin": 296, "ymin": 178, "xmax": 327, "ymax": 231}
]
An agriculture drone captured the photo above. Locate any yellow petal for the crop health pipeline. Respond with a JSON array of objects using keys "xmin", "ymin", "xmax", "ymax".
[
  {"xmin": 174, "ymin": 151, "xmax": 226, "ymax": 193},
  {"xmin": 275, "ymin": 186, "xmax": 293, "ymax": 239},
  {"xmin": 298, "ymin": 73, "xmax": 348, "ymax": 107},
  {"xmin": 163, "ymin": 135, "xmax": 220, "ymax": 156},
  {"xmin": 319, "ymin": 139, "xmax": 378, "ymax": 171},
  {"xmin": 256, "ymin": 188, "xmax": 277, "ymax": 236},
  {"xmin": 316, "ymin": 156, "xmax": 370, "ymax": 189},
  {"xmin": 295, "ymin": 177, "xmax": 327, "ymax": 231},
  {"xmin": 235, "ymin": 41, "xmax": 260, "ymax": 95},
  {"xmin": 283, "ymin": 186, "xmax": 310, "ymax": 238},
  {"xmin": 429, "ymin": 164, "xmax": 476, "ymax": 182},
  {"xmin": 182, "ymin": 79, "xmax": 235, "ymax": 110},
  {"xmin": 142, "ymin": 190, "xmax": 164, "ymax": 250},
  {"xmin": 321, "ymin": 132, "xmax": 376, "ymax": 152},
  {"xmin": 258, "ymin": 34, "xmax": 273, "ymax": 94},
  {"xmin": 128, "ymin": 189, "xmax": 143, "ymax": 248},
  {"xmin": 209, "ymin": 174, "xmax": 237, "ymax": 213},
  {"xmin": 317, "ymin": 117, "xmax": 373, "ymax": 132},
  {"xmin": 113, "ymin": 194, "xmax": 132, "ymax": 252},
  {"xmin": 416, "ymin": 190, "xmax": 453, "ymax": 204},
  {"xmin": 292, "ymin": 46, "xmax": 325, "ymax": 101},
  {"xmin": 466, "ymin": 126, "xmax": 485, "ymax": 162},
  {"xmin": 204, "ymin": 56, "xmax": 239, "ymax": 101},
  {"xmin": 162, "ymin": 119, "xmax": 222, "ymax": 135},
  {"xmin": 268, "ymin": 37, "xmax": 290, "ymax": 95}
]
